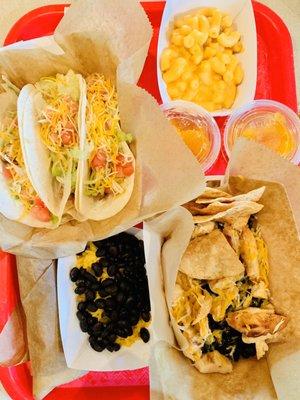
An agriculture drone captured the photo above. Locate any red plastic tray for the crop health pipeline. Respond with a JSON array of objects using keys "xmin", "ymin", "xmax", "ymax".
[{"xmin": 0, "ymin": 1, "xmax": 297, "ymax": 399}]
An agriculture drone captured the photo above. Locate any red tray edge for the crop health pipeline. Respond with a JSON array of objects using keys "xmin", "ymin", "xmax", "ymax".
[{"xmin": 0, "ymin": 1, "xmax": 298, "ymax": 399}]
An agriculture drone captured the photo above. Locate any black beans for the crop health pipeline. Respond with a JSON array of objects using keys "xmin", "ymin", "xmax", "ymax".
[
  {"xmin": 71, "ymin": 233, "xmax": 151, "ymax": 353},
  {"xmin": 95, "ymin": 299, "xmax": 106, "ymax": 309},
  {"xmin": 101, "ymin": 278, "xmax": 114, "ymax": 288},
  {"xmin": 107, "ymin": 265, "xmax": 116, "ymax": 276},
  {"xmin": 81, "ymin": 270, "xmax": 97, "ymax": 283},
  {"xmin": 86, "ymin": 301, "xmax": 98, "ymax": 312},
  {"xmin": 74, "ymin": 286, "xmax": 86, "ymax": 295},
  {"xmin": 115, "ymin": 292, "xmax": 125, "ymax": 304},
  {"xmin": 80, "ymin": 320, "xmax": 88, "ymax": 332},
  {"xmin": 92, "ymin": 322, "xmax": 104, "ymax": 335},
  {"xmin": 141, "ymin": 312, "xmax": 151, "ymax": 322},
  {"xmin": 92, "ymin": 262, "xmax": 103, "ymax": 277},
  {"xmin": 113, "ymin": 343, "xmax": 121, "ymax": 351},
  {"xmin": 70, "ymin": 267, "xmax": 80, "ymax": 282},
  {"xmin": 77, "ymin": 302, "xmax": 87, "ymax": 312},
  {"xmin": 85, "ymin": 289, "xmax": 96, "ymax": 301},
  {"xmin": 140, "ymin": 328, "xmax": 150, "ymax": 343},
  {"xmin": 89, "ymin": 337, "xmax": 105, "ymax": 352},
  {"xmin": 76, "ymin": 311, "xmax": 86, "ymax": 322}
]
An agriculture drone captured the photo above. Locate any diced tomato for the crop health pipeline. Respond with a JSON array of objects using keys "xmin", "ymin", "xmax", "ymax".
[
  {"xmin": 116, "ymin": 154, "xmax": 134, "ymax": 178},
  {"xmin": 91, "ymin": 150, "xmax": 107, "ymax": 170},
  {"xmin": 116, "ymin": 154, "xmax": 125, "ymax": 164},
  {"xmin": 31, "ymin": 202, "xmax": 52, "ymax": 222},
  {"xmin": 34, "ymin": 197, "xmax": 46, "ymax": 207},
  {"xmin": 122, "ymin": 162, "xmax": 134, "ymax": 177},
  {"xmin": 61, "ymin": 129, "xmax": 73, "ymax": 145},
  {"xmin": 2, "ymin": 165, "xmax": 12, "ymax": 180}
]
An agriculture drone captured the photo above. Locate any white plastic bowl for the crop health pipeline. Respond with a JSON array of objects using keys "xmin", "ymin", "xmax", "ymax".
[
  {"xmin": 161, "ymin": 100, "xmax": 221, "ymax": 171},
  {"xmin": 224, "ymin": 99, "xmax": 300, "ymax": 164},
  {"xmin": 157, "ymin": 0, "xmax": 257, "ymax": 117}
]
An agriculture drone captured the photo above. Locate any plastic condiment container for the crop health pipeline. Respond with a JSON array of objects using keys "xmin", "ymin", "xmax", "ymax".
[
  {"xmin": 161, "ymin": 100, "xmax": 221, "ymax": 172},
  {"xmin": 224, "ymin": 100, "xmax": 300, "ymax": 164}
]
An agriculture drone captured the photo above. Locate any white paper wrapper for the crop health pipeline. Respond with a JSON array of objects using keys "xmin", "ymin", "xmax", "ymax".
[
  {"xmin": 57, "ymin": 227, "xmax": 153, "ymax": 371},
  {"xmin": 145, "ymin": 143, "xmax": 300, "ymax": 399},
  {"xmin": 157, "ymin": 0, "xmax": 257, "ymax": 117}
]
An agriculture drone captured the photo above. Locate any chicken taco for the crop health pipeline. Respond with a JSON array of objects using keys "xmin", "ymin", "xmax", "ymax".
[
  {"xmin": 171, "ymin": 186, "xmax": 288, "ymax": 374},
  {"xmin": 76, "ymin": 73, "xmax": 135, "ymax": 220},
  {"xmin": 0, "ymin": 90, "xmax": 57, "ymax": 227},
  {"xmin": 18, "ymin": 70, "xmax": 86, "ymax": 220}
]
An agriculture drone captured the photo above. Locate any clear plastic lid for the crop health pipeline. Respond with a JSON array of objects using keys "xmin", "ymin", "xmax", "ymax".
[
  {"xmin": 160, "ymin": 100, "xmax": 221, "ymax": 172},
  {"xmin": 224, "ymin": 100, "xmax": 300, "ymax": 164}
]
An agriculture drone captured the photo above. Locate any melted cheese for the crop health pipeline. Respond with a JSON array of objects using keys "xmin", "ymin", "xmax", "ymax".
[
  {"xmin": 76, "ymin": 242, "xmax": 100, "ymax": 268},
  {"xmin": 116, "ymin": 319, "xmax": 150, "ymax": 347}
]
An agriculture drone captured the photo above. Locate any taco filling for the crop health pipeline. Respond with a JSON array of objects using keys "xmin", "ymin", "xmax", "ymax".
[
  {"xmin": 84, "ymin": 73, "xmax": 134, "ymax": 200},
  {"xmin": 36, "ymin": 70, "xmax": 81, "ymax": 193},
  {"xmin": 172, "ymin": 187, "xmax": 288, "ymax": 374},
  {"xmin": 0, "ymin": 108, "xmax": 54, "ymax": 223}
]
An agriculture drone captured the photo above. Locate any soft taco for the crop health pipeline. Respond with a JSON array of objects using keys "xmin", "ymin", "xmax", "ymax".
[
  {"xmin": 18, "ymin": 70, "xmax": 86, "ymax": 220},
  {"xmin": 0, "ymin": 90, "xmax": 57, "ymax": 227},
  {"xmin": 76, "ymin": 73, "xmax": 135, "ymax": 220}
]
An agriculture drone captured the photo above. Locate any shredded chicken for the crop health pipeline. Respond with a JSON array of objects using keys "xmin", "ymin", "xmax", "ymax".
[
  {"xmin": 251, "ymin": 281, "xmax": 269, "ymax": 299},
  {"xmin": 195, "ymin": 350, "xmax": 233, "ymax": 374},
  {"xmin": 240, "ymin": 227, "xmax": 260, "ymax": 281},
  {"xmin": 226, "ymin": 308, "xmax": 288, "ymax": 337},
  {"xmin": 223, "ymin": 224, "xmax": 240, "ymax": 255}
]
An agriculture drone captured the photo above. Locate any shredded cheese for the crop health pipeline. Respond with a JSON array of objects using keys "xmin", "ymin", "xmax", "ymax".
[
  {"xmin": 84, "ymin": 73, "xmax": 134, "ymax": 198},
  {"xmin": 0, "ymin": 112, "xmax": 38, "ymax": 215},
  {"xmin": 36, "ymin": 70, "xmax": 80, "ymax": 191}
]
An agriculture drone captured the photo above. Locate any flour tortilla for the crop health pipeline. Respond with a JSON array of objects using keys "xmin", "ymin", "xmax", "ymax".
[
  {"xmin": 77, "ymin": 138, "xmax": 135, "ymax": 220},
  {"xmin": 0, "ymin": 90, "xmax": 57, "ymax": 228},
  {"xmin": 76, "ymin": 78, "xmax": 135, "ymax": 221},
  {"xmin": 179, "ymin": 229, "xmax": 244, "ymax": 280},
  {"xmin": 196, "ymin": 187, "xmax": 265, "ymax": 205},
  {"xmin": 18, "ymin": 73, "xmax": 86, "ymax": 219},
  {"xmin": 193, "ymin": 201, "xmax": 264, "ymax": 226}
]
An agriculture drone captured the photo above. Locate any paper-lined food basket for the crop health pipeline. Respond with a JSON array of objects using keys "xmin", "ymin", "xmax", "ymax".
[
  {"xmin": 145, "ymin": 138, "xmax": 300, "ymax": 400},
  {"xmin": 0, "ymin": 0, "xmax": 205, "ymax": 398}
]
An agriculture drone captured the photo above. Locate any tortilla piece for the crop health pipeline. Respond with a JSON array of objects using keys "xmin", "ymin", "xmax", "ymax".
[
  {"xmin": 223, "ymin": 224, "xmax": 240, "ymax": 255},
  {"xmin": 195, "ymin": 200, "xmax": 264, "ymax": 216},
  {"xmin": 193, "ymin": 201, "xmax": 263, "ymax": 225},
  {"xmin": 184, "ymin": 201, "xmax": 205, "ymax": 215},
  {"xmin": 198, "ymin": 187, "xmax": 232, "ymax": 199},
  {"xmin": 191, "ymin": 222, "xmax": 215, "ymax": 238},
  {"xmin": 195, "ymin": 187, "xmax": 265, "ymax": 205},
  {"xmin": 195, "ymin": 350, "xmax": 233, "ymax": 374},
  {"xmin": 179, "ymin": 230, "xmax": 244, "ymax": 280}
]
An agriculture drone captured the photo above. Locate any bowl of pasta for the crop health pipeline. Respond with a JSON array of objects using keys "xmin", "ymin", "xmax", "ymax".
[{"xmin": 157, "ymin": 0, "xmax": 257, "ymax": 117}]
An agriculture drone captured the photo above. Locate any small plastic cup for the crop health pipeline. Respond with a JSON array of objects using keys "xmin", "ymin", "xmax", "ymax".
[
  {"xmin": 224, "ymin": 100, "xmax": 300, "ymax": 164},
  {"xmin": 160, "ymin": 100, "xmax": 221, "ymax": 172}
]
